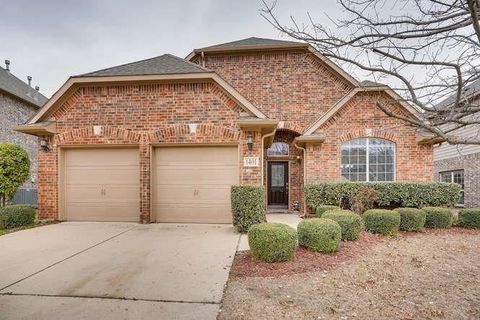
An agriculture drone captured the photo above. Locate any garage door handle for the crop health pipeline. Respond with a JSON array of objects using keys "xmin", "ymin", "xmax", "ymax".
[{"xmin": 194, "ymin": 189, "xmax": 199, "ymax": 196}]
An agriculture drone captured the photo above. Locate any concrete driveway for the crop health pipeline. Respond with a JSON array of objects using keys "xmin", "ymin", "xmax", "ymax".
[{"xmin": 0, "ymin": 222, "xmax": 240, "ymax": 320}]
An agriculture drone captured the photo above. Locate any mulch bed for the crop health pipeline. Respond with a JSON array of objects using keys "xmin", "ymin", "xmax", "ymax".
[
  {"xmin": 231, "ymin": 231, "xmax": 382, "ymax": 278},
  {"xmin": 232, "ymin": 227, "xmax": 480, "ymax": 278}
]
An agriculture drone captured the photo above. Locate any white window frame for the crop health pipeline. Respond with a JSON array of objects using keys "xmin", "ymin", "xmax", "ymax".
[
  {"xmin": 439, "ymin": 170, "xmax": 465, "ymax": 206},
  {"xmin": 341, "ymin": 137, "xmax": 396, "ymax": 182}
]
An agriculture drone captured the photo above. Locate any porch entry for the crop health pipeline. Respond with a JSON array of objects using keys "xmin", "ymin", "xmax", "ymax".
[{"xmin": 267, "ymin": 161, "xmax": 289, "ymax": 208}]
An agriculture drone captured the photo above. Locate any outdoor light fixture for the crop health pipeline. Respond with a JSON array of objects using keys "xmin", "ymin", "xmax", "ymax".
[
  {"xmin": 40, "ymin": 137, "xmax": 49, "ymax": 152},
  {"xmin": 247, "ymin": 134, "xmax": 253, "ymax": 151},
  {"xmin": 293, "ymin": 200, "xmax": 300, "ymax": 211}
]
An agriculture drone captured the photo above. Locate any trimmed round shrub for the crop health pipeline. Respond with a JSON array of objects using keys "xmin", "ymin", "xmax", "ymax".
[
  {"xmin": 0, "ymin": 205, "xmax": 36, "ymax": 229},
  {"xmin": 422, "ymin": 207, "xmax": 453, "ymax": 228},
  {"xmin": 394, "ymin": 208, "xmax": 426, "ymax": 232},
  {"xmin": 248, "ymin": 223, "xmax": 297, "ymax": 262},
  {"xmin": 315, "ymin": 205, "xmax": 340, "ymax": 217},
  {"xmin": 297, "ymin": 218, "xmax": 341, "ymax": 253},
  {"xmin": 363, "ymin": 209, "xmax": 400, "ymax": 236},
  {"xmin": 322, "ymin": 209, "xmax": 362, "ymax": 241},
  {"xmin": 457, "ymin": 208, "xmax": 480, "ymax": 229}
]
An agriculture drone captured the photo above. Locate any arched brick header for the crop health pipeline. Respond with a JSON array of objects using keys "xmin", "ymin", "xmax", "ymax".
[
  {"xmin": 54, "ymin": 126, "xmax": 142, "ymax": 144},
  {"xmin": 277, "ymin": 121, "xmax": 303, "ymax": 135},
  {"xmin": 148, "ymin": 123, "xmax": 241, "ymax": 143},
  {"xmin": 338, "ymin": 129, "xmax": 398, "ymax": 144}
]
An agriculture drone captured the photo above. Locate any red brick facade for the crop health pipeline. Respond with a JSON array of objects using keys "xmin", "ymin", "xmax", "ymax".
[
  {"xmin": 35, "ymin": 45, "xmax": 433, "ymax": 220},
  {"xmin": 197, "ymin": 51, "xmax": 354, "ymax": 133},
  {"xmin": 38, "ymin": 82, "xmax": 261, "ymax": 221},
  {"xmin": 306, "ymin": 92, "xmax": 433, "ymax": 183}
]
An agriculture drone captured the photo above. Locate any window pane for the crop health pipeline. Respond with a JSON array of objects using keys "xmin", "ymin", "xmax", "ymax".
[
  {"xmin": 267, "ymin": 142, "xmax": 289, "ymax": 156},
  {"xmin": 368, "ymin": 138, "xmax": 395, "ymax": 181},
  {"xmin": 340, "ymin": 139, "xmax": 367, "ymax": 181},
  {"xmin": 271, "ymin": 164, "xmax": 284, "ymax": 187}
]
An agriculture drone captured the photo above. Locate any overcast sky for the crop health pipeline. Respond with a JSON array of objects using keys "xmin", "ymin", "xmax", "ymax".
[{"xmin": 1, "ymin": 0, "xmax": 346, "ymax": 97}]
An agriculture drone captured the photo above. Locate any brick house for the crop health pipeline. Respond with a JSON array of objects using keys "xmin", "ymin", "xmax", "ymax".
[
  {"xmin": 16, "ymin": 38, "xmax": 435, "ymax": 223},
  {"xmin": 1, "ymin": 61, "xmax": 47, "ymax": 190},
  {"xmin": 434, "ymin": 79, "xmax": 480, "ymax": 208}
]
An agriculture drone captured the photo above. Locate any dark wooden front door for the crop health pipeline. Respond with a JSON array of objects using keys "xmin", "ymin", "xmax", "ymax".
[{"xmin": 267, "ymin": 162, "xmax": 288, "ymax": 206}]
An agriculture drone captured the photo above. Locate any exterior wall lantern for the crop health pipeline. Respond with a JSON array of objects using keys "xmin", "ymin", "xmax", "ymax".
[
  {"xmin": 40, "ymin": 137, "xmax": 49, "ymax": 152},
  {"xmin": 246, "ymin": 134, "xmax": 253, "ymax": 151}
]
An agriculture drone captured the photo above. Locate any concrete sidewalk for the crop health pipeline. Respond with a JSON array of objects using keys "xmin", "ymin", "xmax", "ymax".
[{"xmin": 0, "ymin": 222, "xmax": 240, "ymax": 320}]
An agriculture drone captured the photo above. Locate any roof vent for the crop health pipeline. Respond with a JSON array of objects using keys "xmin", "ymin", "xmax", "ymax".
[
  {"xmin": 5, "ymin": 59, "xmax": 10, "ymax": 71},
  {"xmin": 27, "ymin": 76, "xmax": 32, "ymax": 86},
  {"xmin": 35, "ymin": 86, "xmax": 40, "ymax": 91}
]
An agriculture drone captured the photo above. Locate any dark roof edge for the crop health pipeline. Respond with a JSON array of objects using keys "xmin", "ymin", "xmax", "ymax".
[{"xmin": 0, "ymin": 86, "xmax": 44, "ymax": 108}]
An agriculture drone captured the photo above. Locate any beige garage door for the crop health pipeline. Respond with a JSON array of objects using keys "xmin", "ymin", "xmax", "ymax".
[
  {"xmin": 153, "ymin": 146, "xmax": 238, "ymax": 223},
  {"xmin": 62, "ymin": 148, "xmax": 140, "ymax": 222}
]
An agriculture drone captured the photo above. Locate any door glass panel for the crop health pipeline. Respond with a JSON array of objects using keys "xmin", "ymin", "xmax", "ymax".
[{"xmin": 271, "ymin": 164, "xmax": 285, "ymax": 187}]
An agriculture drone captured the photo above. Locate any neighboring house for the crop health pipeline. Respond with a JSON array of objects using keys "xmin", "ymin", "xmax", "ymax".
[
  {"xmin": 434, "ymin": 79, "xmax": 480, "ymax": 208},
  {"xmin": 0, "ymin": 61, "xmax": 48, "ymax": 193},
  {"xmin": 16, "ymin": 37, "xmax": 435, "ymax": 223}
]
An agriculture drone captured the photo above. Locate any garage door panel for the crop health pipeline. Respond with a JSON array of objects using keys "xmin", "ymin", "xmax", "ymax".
[
  {"xmin": 155, "ymin": 186, "xmax": 232, "ymax": 202},
  {"xmin": 153, "ymin": 204, "xmax": 232, "ymax": 223},
  {"xmin": 63, "ymin": 148, "xmax": 140, "ymax": 222},
  {"xmin": 155, "ymin": 147, "xmax": 237, "ymax": 163},
  {"xmin": 154, "ymin": 167, "xmax": 237, "ymax": 185},
  {"xmin": 153, "ymin": 146, "xmax": 238, "ymax": 223},
  {"xmin": 66, "ymin": 167, "xmax": 138, "ymax": 185}
]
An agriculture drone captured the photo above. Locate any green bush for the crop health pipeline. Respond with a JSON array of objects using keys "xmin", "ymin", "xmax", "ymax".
[
  {"xmin": 231, "ymin": 185, "xmax": 266, "ymax": 233},
  {"xmin": 315, "ymin": 205, "xmax": 340, "ymax": 217},
  {"xmin": 0, "ymin": 205, "xmax": 36, "ymax": 229},
  {"xmin": 248, "ymin": 223, "xmax": 297, "ymax": 262},
  {"xmin": 458, "ymin": 208, "xmax": 480, "ymax": 229},
  {"xmin": 394, "ymin": 208, "xmax": 426, "ymax": 232},
  {"xmin": 297, "ymin": 218, "xmax": 341, "ymax": 253},
  {"xmin": 323, "ymin": 209, "xmax": 363, "ymax": 241},
  {"xmin": 363, "ymin": 209, "xmax": 401, "ymax": 236},
  {"xmin": 422, "ymin": 207, "xmax": 453, "ymax": 228},
  {"xmin": 0, "ymin": 143, "xmax": 31, "ymax": 206},
  {"xmin": 305, "ymin": 182, "xmax": 461, "ymax": 210}
]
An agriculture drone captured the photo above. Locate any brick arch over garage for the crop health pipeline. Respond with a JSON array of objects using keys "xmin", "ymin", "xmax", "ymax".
[{"xmin": 54, "ymin": 126, "xmax": 142, "ymax": 145}]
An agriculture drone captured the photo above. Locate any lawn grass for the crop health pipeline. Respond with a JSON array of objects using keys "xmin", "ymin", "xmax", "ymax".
[{"xmin": 0, "ymin": 220, "xmax": 58, "ymax": 236}]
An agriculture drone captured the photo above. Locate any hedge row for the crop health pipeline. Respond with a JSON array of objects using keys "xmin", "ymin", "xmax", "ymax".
[{"xmin": 305, "ymin": 182, "xmax": 460, "ymax": 209}]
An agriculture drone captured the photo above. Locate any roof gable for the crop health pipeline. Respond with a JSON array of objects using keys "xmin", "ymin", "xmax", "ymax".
[
  {"xmin": 0, "ymin": 67, "xmax": 48, "ymax": 108},
  {"xmin": 81, "ymin": 54, "xmax": 210, "ymax": 77},
  {"xmin": 194, "ymin": 37, "xmax": 308, "ymax": 52}
]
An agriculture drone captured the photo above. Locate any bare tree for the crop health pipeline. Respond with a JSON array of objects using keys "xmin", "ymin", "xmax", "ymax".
[{"xmin": 261, "ymin": 0, "xmax": 480, "ymax": 144}]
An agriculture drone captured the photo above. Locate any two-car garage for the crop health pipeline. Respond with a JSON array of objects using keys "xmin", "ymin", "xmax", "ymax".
[{"xmin": 60, "ymin": 145, "xmax": 238, "ymax": 223}]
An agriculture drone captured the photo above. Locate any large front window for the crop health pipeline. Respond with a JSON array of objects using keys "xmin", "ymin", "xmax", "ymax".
[{"xmin": 341, "ymin": 138, "xmax": 395, "ymax": 182}]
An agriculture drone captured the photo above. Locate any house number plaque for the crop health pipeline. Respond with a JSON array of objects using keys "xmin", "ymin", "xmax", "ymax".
[{"xmin": 243, "ymin": 157, "xmax": 259, "ymax": 167}]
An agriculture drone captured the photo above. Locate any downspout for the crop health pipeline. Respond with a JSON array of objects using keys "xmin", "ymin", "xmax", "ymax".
[
  {"xmin": 261, "ymin": 130, "xmax": 276, "ymax": 185},
  {"xmin": 262, "ymin": 130, "xmax": 276, "ymax": 212},
  {"xmin": 294, "ymin": 142, "xmax": 307, "ymax": 217}
]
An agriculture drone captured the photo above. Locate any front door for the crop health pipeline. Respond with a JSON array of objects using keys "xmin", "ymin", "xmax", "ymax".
[{"xmin": 267, "ymin": 161, "xmax": 288, "ymax": 207}]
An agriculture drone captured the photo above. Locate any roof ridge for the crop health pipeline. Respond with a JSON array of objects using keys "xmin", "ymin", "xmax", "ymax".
[
  {"xmin": 79, "ymin": 54, "xmax": 170, "ymax": 76},
  {"xmin": 162, "ymin": 53, "xmax": 211, "ymax": 72},
  {"xmin": 79, "ymin": 53, "xmax": 211, "ymax": 77}
]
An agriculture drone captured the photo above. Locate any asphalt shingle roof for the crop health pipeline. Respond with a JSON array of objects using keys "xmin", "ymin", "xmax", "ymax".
[
  {"xmin": 195, "ymin": 37, "xmax": 307, "ymax": 51},
  {"xmin": 81, "ymin": 54, "xmax": 210, "ymax": 77},
  {"xmin": 0, "ymin": 67, "xmax": 48, "ymax": 108},
  {"xmin": 436, "ymin": 78, "xmax": 480, "ymax": 109}
]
